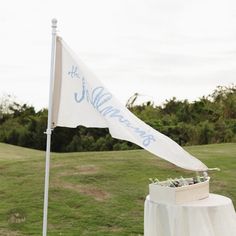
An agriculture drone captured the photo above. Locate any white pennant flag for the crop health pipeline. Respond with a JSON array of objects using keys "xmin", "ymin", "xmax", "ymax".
[{"xmin": 52, "ymin": 36, "xmax": 208, "ymax": 172}]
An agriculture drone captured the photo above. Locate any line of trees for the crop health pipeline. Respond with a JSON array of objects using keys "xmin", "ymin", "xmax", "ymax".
[{"xmin": 0, "ymin": 85, "xmax": 235, "ymax": 152}]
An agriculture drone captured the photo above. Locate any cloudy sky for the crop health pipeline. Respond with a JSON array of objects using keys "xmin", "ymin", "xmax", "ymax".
[{"xmin": 1, "ymin": 0, "xmax": 236, "ymax": 110}]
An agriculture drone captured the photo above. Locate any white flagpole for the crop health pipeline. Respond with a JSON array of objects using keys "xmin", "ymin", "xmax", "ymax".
[{"xmin": 42, "ymin": 18, "xmax": 57, "ymax": 236}]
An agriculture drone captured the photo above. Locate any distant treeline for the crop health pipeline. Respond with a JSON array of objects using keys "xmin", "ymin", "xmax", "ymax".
[{"xmin": 0, "ymin": 85, "xmax": 235, "ymax": 152}]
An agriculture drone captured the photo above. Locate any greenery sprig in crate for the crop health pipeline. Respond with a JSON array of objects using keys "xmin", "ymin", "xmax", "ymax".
[{"xmin": 149, "ymin": 175, "xmax": 208, "ymax": 188}]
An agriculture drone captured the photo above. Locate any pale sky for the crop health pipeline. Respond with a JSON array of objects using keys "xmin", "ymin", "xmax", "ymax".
[{"xmin": 1, "ymin": 0, "xmax": 236, "ymax": 110}]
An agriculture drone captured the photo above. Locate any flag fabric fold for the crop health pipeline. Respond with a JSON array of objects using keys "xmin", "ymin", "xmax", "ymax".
[{"xmin": 52, "ymin": 36, "xmax": 208, "ymax": 172}]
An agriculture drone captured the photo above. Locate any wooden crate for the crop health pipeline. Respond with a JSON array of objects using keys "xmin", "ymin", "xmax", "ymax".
[{"xmin": 149, "ymin": 177, "xmax": 210, "ymax": 204}]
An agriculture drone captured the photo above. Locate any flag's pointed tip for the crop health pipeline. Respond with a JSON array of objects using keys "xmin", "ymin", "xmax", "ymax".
[{"xmin": 52, "ymin": 18, "xmax": 57, "ymax": 27}]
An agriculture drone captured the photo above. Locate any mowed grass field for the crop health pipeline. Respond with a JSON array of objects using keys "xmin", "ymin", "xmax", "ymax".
[{"xmin": 0, "ymin": 142, "xmax": 235, "ymax": 235}]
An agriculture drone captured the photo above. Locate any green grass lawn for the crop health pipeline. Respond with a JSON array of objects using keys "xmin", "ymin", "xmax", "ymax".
[{"xmin": 0, "ymin": 142, "xmax": 235, "ymax": 235}]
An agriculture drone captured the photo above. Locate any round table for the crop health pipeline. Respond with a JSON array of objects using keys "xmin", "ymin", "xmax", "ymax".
[{"xmin": 144, "ymin": 193, "xmax": 236, "ymax": 236}]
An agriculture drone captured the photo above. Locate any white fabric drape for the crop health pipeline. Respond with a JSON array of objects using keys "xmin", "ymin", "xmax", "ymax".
[{"xmin": 144, "ymin": 194, "xmax": 236, "ymax": 236}]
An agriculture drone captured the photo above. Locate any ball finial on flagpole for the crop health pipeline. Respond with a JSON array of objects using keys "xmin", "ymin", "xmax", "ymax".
[{"xmin": 52, "ymin": 18, "xmax": 57, "ymax": 28}]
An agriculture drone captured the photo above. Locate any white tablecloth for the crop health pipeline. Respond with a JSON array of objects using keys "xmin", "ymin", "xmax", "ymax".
[{"xmin": 144, "ymin": 194, "xmax": 236, "ymax": 236}]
